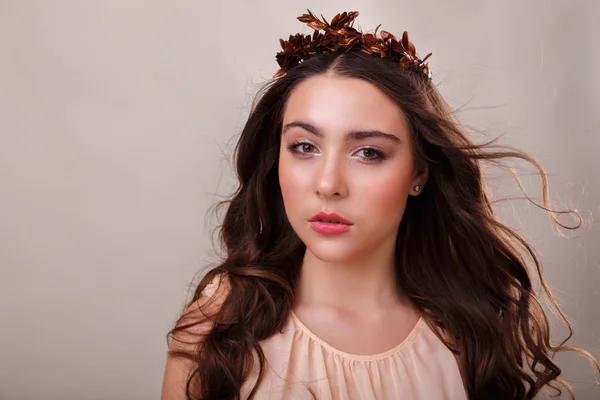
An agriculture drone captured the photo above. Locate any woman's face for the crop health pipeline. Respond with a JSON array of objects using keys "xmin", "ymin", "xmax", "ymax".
[{"xmin": 278, "ymin": 74, "xmax": 427, "ymax": 264}]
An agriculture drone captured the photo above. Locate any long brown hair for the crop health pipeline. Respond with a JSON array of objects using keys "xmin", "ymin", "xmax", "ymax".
[{"xmin": 167, "ymin": 51, "xmax": 599, "ymax": 399}]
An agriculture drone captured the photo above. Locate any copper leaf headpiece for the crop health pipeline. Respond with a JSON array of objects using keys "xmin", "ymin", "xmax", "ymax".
[{"xmin": 274, "ymin": 10, "xmax": 432, "ymax": 79}]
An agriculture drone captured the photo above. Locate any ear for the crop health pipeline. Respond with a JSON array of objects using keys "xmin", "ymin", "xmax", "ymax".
[{"xmin": 410, "ymin": 164, "xmax": 429, "ymax": 196}]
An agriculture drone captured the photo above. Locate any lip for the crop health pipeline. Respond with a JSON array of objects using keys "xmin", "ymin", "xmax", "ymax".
[
  {"xmin": 308, "ymin": 212, "xmax": 353, "ymax": 235},
  {"xmin": 309, "ymin": 212, "xmax": 353, "ymax": 225},
  {"xmin": 309, "ymin": 221, "xmax": 351, "ymax": 235}
]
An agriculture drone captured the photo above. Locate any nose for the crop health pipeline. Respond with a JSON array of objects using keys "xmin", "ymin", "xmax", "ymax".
[{"xmin": 314, "ymin": 152, "xmax": 348, "ymax": 199}]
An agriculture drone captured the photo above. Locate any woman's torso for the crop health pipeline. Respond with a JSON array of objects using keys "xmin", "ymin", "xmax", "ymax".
[{"xmin": 239, "ymin": 310, "xmax": 468, "ymax": 399}]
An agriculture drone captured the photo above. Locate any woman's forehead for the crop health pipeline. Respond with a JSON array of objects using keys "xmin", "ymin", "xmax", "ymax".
[{"xmin": 282, "ymin": 75, "xmax": 410, "ymax": 140}]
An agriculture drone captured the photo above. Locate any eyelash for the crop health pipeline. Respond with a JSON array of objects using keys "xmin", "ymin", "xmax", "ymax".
[{"xmin": 286, "ymin": 141, "xmax": 387, "ymax": 163}]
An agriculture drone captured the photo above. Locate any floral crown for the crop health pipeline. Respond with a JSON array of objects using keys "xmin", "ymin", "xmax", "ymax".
[{"xmin": 274, "ymin": 10, "xmax": 432, "ymax": 79}]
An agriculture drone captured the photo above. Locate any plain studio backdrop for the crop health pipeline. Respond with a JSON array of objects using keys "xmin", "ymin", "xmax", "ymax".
[{"xmin": 1, "ymin": 1, "xmax": 599, "ymax": 399}]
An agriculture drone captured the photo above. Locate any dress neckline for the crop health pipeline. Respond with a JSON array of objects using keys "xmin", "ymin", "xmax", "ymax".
[{"xmin": 289, "ymin": 309, "xmax": 425, "ymax": 362}]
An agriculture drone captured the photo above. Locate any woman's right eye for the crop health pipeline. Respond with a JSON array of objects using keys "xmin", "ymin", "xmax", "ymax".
[{"xmin": 287, "ymin": 142, "xmax": 316, "ymax": 154}]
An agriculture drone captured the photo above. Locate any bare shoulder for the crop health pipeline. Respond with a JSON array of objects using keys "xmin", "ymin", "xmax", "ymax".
[{"xmin": 161, "ymin": 273, "xmax": 231, "ymax": 400}]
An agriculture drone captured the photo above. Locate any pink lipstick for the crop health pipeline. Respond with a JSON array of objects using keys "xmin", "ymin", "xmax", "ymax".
[{"xmin": 309, "ymin": 212, "xmax": 353, "ymax": 235}]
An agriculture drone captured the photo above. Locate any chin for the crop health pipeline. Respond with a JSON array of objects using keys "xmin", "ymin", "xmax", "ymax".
[{"xmin": 302, "ymin": 236, "xmax": 365, "ymax": 264}]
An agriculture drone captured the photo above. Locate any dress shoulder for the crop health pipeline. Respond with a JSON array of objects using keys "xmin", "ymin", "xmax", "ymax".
[
  {"xmin": 200, "ymin": 273, "xmax": 228, "ymax": 298},
  {"xmin": 169, "ymin": 273, "xmax": 230, "ymax": 354}
]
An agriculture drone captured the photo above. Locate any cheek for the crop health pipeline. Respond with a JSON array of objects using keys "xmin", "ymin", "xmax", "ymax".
[
  {"xmin": 354, "ymin": 167, "xmax": 412, "ymax": 219},
  {"xmin": 278, "ymin": 151, "xmax": 308, "ymax": 214}
]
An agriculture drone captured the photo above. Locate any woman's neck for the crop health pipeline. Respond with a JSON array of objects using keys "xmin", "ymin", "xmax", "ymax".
[{"xmin": 293, "ymin": 247, "xmax": 407, "ymax": 314}]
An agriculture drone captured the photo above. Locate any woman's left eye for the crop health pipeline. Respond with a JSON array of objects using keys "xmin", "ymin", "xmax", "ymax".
[{"xmin": 356, "ymin": 148, "xmax": 386, "ymax": 162}]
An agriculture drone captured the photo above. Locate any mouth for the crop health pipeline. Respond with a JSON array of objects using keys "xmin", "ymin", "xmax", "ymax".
[
  {"xmin": 309, "ymin": 212, "xmax": 353, "ymax": 225},
  {"xmin": 309, "ymin": 212, "xmax": 353, "ymax": 235}
]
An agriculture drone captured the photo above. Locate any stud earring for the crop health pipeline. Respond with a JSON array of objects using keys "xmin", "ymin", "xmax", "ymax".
[{"xmin": 414, "ymin": 185, "xmax": 423, "ymax": 192}]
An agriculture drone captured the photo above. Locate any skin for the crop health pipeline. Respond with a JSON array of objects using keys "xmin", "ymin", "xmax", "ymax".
[{"xmin": 279, "ymin": 73, "xmax": 428, "ymax": 355}]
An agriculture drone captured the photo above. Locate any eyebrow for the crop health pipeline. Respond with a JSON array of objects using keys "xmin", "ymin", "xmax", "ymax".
[{"xmin": 282, "ymin": 121, "xmax": 402, "ymax": 144}]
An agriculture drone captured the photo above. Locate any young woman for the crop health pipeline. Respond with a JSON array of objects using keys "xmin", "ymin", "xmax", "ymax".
[{"xmin": 161, "ymin": 10, "xmax": 599, "ymax": 400}]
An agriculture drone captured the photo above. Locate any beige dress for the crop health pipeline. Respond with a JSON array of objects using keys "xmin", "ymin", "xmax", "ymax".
[{"xmin": 201, "ymin": 277, "xmax": 468, "ymax": 400}]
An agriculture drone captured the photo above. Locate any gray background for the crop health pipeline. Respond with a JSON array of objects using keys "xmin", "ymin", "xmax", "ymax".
[{"xmin": 1, "ymin": 0, "xmax": 598, "ymax": 399}]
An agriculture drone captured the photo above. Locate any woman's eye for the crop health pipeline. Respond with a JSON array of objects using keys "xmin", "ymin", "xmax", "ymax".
[
  {"xmin": 288, "ymin": 142, "xmax": 316, "ymax": 153},
  {"xmin": 299, "ymin": 143, "xmax": 315, "ymax": 153},
  {"xmin": 357, "ymin": 148, "xmax": 385, "ymax": 162}
]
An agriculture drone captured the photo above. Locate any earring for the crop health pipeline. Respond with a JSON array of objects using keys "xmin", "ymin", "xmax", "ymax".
[{"xmin": 414, "ymin": 185, "xmax": 423, "ymax": 192}]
